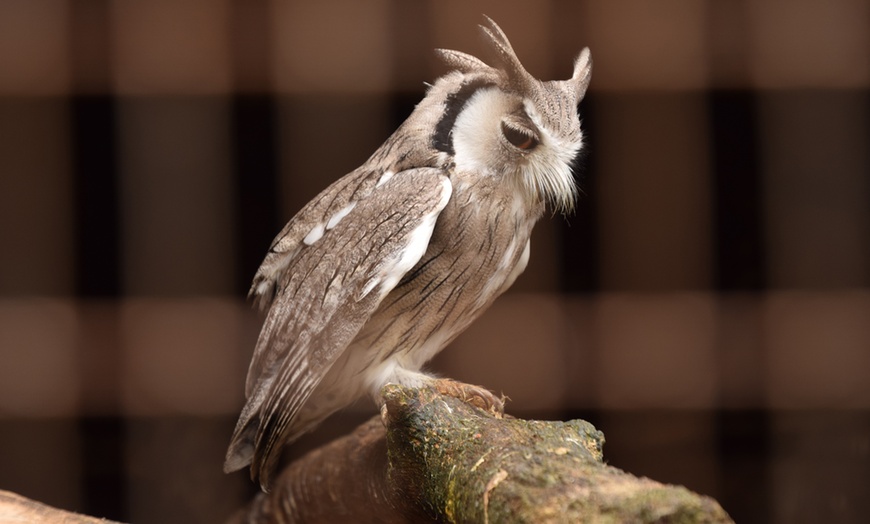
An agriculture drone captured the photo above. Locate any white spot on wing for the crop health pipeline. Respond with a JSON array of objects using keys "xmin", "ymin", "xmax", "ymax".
[
  {"xmin": 373, "ymin": 218, "xmax": 432, "ymax": 298},
  {"xmin": 360, "ymin": 177, "xmax": 452, "ymax": 302},
  {"xmin": 326, "ymin": 201, "xmax": 356, "ymax": 230},
  {"xmin": 375, "ymin": 170, "xmax": 395, "ymax": 188},
  {"xmin": 357, "ymin": 177, "xmax": 453, "ymax": 300},
  {"xmin": 252, "ymin": 246, "xmax": 300, "ymax": 298},
  {"xmin": 436, "ymin": 176, "xmax": 453, "ymax": 209},
  {"xmin": 303, "ymin": 223, "xmax": 325, "ymax": 245},
  {"xmin": 362, "ymin": 218, "xmax": 430, "ymax": 298},
  {"xmin": 360, "ymin": 277, "xmax": 380, "ymax": 299},
  {"xmin": 376, "ymin": 178, "xmax": 451, "ymax": 296},
  {"xmin": 255, "ymin": 280, "xmax": 272, "ymax": 296}
]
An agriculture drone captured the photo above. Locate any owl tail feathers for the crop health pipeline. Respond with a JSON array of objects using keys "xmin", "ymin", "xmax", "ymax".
[
  {"xmin": 224, "ymin": 391, "xmax": 330, "ymax": 491},
  {"xmin": 223, "ymin": 409, "xmax": 286, "ymax": 492},
  {"xmin": 223, "ymin": 418, "xmax": 256, "ymax": 474}
]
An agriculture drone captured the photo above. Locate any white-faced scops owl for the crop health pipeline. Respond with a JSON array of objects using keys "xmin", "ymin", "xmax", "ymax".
[{"xmin": 225, "ymin": 17, "xmax": 592, "ymax": 491}]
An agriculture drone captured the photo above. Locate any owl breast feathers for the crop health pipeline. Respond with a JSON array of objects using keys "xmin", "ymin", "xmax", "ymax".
[{"xmin": 225, "ymin": 16, "xmax": 592, "ymax": 491}]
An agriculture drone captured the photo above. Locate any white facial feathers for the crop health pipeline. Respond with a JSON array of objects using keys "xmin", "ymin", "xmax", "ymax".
[
  {"xmin": 451, "ymin": 88, "xmax": 509, "ymax": 174},
  {"xmin": 521, "ymin": 100, "xmax": 582, "ymax": 214},
  {"xmin": 433, "ymin": 16, "xmax": 591, "ymax": 214},
  {"xmin": 450, "ymin": 87, "xmax": 580, "ymax": 214}
]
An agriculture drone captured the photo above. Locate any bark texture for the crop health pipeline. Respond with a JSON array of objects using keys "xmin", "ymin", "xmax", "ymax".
[
  {"xmin": 0, "ymin": 384, "xmax": 733, "ymax": 523},
  {"xmin": 233, "ymin": 384, "xmax": 733, "ymax": 523},
  {"xmin": 0, "ymin": 489, "xmax": 123, "ymax": 524}
]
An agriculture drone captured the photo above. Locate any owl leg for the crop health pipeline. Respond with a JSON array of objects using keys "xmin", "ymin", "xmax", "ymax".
[
  {"xmin": 431, "ymin": 377, "xmax": 505, "ymax": 417},
  {"xmin": 373, "ymin": 365, "xmax": 504, "ymax": 417}
]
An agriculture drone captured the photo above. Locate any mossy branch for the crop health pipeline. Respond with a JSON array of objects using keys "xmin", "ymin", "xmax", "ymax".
[
  {"xmin": 0, "ymin": 384, "xmax": 732, "ymax": 523},
  {"xmin": 233, "ymin": 384, "xmax": 733, "ymax": 523}
]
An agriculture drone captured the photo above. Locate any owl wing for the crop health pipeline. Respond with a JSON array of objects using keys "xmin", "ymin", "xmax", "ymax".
[{"xmin": 225, "ymin": 166, "xmax": 452, "ymax": 487}]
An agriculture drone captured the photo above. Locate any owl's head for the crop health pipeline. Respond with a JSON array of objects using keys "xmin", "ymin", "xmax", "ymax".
[{"xmin": 431, "ymin": 17, "xmax": 592, "ymax": 214}]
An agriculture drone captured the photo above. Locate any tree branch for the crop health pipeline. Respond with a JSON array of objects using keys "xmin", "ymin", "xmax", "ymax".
[
  {"xmin": 0, "ymin": 385, "xmax": 732, "ymax": 523},
  {"xmin": 233, "ymin": 384, "xmax": 733, "ymax": 523},
  {"xmin": 0, "ymin": 489, "xmax": 123, "ymax": 524}
]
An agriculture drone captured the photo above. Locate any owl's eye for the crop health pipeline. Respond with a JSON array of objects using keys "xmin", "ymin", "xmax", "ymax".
[{"xmin": 501, "ymin": 122, "xmax": 538, "ymax": 151}]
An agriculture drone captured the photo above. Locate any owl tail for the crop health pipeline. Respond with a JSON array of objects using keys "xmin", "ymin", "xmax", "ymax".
[
  {"xmin": 224, "ymin": 383, "xmax": 340, "ymax": 490},
  {"xmin": 224, "ymin": 397, "xmax": 292, "ymax": 492},
  {"xmin": 224, "ymin": 414, "xmax": 257, "ymax": 474}
]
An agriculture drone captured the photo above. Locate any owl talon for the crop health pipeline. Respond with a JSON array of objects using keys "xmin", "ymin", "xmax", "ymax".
[{"xmin": 433, "ymin": 379, "xmax": 505, "ymax": 418}]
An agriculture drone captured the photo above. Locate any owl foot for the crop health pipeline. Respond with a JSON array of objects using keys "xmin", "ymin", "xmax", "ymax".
[{"xmin": 432, "ymin": 378, "xmax": 505, "ymax": 418}]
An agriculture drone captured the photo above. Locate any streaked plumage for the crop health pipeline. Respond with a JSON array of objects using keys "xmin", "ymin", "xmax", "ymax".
[{"xmin": 225, "ymin": 17, "xmax": 592, "ymax": 490}]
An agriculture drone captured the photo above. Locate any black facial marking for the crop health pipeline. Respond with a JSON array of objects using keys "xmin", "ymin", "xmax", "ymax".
[{"xmin": 431, "ymin": 78, "xmax": 494, "ymax": 155}]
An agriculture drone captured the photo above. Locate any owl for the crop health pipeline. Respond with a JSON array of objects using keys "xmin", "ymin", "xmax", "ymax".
[{"xmin": 225, "ymin": 16, "xmax": 592, "ymax": 491}]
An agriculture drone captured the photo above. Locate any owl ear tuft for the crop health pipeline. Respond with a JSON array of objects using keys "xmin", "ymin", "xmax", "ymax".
[
  {"xmin": 571, "ymin": 48, "xmax": 593, "ymax": 101},
  {"xmin": 478, "ymin": 16, "xmax": 536, "ymax": 93},
  {"xmin": 435, "ymin": 48, "xmax": 492, "ymax": 75}
]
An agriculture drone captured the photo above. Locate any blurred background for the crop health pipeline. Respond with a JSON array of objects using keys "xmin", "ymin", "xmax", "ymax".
[{"xmin": 1, "ymin": 0, "xmax": 868, "ymax": 522}]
